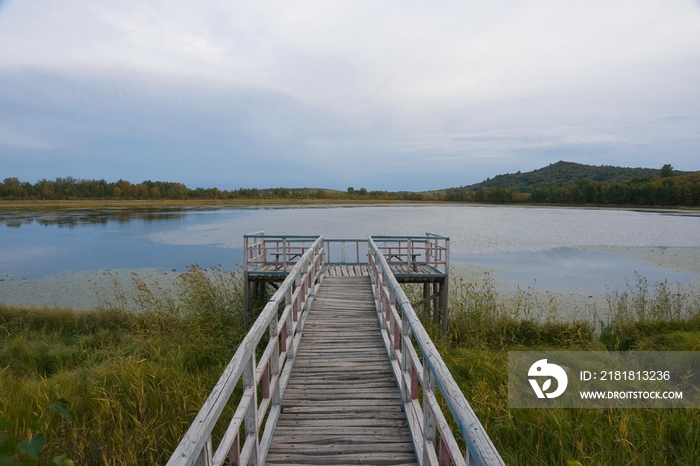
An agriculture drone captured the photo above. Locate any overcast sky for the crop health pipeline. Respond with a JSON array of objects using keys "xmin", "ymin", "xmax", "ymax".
[{"xmin": 1, "ymin": 0, "xmax": 699, "ymax": 191}]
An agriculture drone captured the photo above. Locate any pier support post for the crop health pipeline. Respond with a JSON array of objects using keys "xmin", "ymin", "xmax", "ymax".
[
  {"xmin": 432, "ymin": 282, "xmax": 439, "ymax": 325},
  {"xmin": 244, "ymin": 273, "xmax": 250, "ymax": 316},
  {"xmin": 423, "ymin": 283, "xmax": 430, "ymax": 314},
  {"xmin": 440, "ymin": 280, "xmax": 448, "ymax": 335}
]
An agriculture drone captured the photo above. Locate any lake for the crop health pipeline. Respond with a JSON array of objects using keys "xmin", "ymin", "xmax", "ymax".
[{"xmin": 1, "ymin": 204, "xmax": 699, "ymax": 308}]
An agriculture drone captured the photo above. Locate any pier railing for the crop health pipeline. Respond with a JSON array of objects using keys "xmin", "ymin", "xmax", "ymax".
[
  {"xmin": 244, "ymin": 233, "xmax": 367, "ymax": 269},
  {"xmin": 371, "ymin": 234, "xmax": 449, "ymax": 273},
  {"xmin": 167, "ymin": 237, "xmax": 325, "ymax": 466},
  {"xmin": 324, "ymin": 238, "xmax": 368, "ymax": 265},
  {"xmin": 368, "ymin": 238, "xmax": 505, "ymax": 466},
  {"xmin": 244, "ymin": 232, "xmax": 449, "ymax": 272},
  {"xmin": 244, "ymin": 233, "xmax": 319, "ymax": 272}
]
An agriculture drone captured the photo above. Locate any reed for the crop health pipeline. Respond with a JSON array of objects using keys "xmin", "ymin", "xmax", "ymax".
[
  {"xmin": 0, "ymin": 266, "xmax": 252, "ymax": 465},
  {"xmin": 600, "ymin": 274, "xmax": 700, "ymax": 351},
  {"xmin": 442, "ymin": 273, "xmax": 700, "ymax": 465},
  {"xmin": 1, "ymin": 269, "xmax": 698, "ymax": 464}
]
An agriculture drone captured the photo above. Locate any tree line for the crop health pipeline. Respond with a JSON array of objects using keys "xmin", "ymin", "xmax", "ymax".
[
  {"xmin": 0, "ymin": 177, "xmax": 421, "ymax": 202},
  {"xmin": 2, "ymin": 170, "xmax": 699, "ymax": 206}
]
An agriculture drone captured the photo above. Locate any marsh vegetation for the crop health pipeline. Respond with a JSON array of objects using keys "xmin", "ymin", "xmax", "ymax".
[
  {"xmin": 1, "ymin": 269, "xmax": 699, "ymax": 464},
  {"xmin": 437, "ymin": 276, "xmax": 700, "ymax": 465}
]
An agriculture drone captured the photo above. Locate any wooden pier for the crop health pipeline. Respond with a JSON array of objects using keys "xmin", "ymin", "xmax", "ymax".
[
  {"xmin": 243, "ymin": 235, "xmax": 450, "ymax": 334},
  {"xmin": 167, "ymin": 234, "xmax": 504, "ymax": 466},
  {"xmin": 266, "ymin": 276, "xmax": 417, "ymax": 465}
]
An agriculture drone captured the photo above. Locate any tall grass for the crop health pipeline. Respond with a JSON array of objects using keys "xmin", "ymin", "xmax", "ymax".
[
  {"xmin": 442, "ymin": 273, "xmax": 700, "ymax": 465},
  {"xmin": 0, "ymin": 266, "xmax": 252, "ymax": 465},
  {"xmin": 2, "ymin": 268, "xmax": 699, "ymax": 464},
  {"xmin": 445, "ymin": 275, "xmax": 596, "ymax": 350},
  {"xmin": 601, "ymin": 274, "xmax": 700, "ymax": 351}
]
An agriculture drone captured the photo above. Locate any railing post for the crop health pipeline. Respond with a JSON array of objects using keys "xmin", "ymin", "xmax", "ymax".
[
  {"xmin": 244, "ymin": 236, "xmax": 249, "ymax": 271},
  {"xmin": 378, "ymin": 271, "xmax": 385, "ymax": 325},
  {"xmin": 384, "ymin": 293, "xmax": 391, "ymax": 331},
  {"xmin": 244, "ymin": 276, "xmax": 250, "ymax": 316},
  {"xmin": 399, "ymin": 304, "xmax": 411, "ymax": 403},
  {"xmin": 269, "ymin": 310, "xmax": 280, "ymax": 405},
  {"xmin": 280, "ymin": 318, "xmax": 288, "ymax": 353},
  {"xmin": 243, "ymin": 354, "xmax": 259, "ymax": 466},
  {"xmin": 229, "ymin": 433, "xmax": 240, "ymax": 466},
  {"xmin": 439, "ymin": 437, "xmax": 450, "ymax": 466},
  {"xmin": 194, "ymin": 436, "xmax": 213, "ymax": 466},
  {"xmin": 390, "ymin": 293, "xmax": 399, "ymax": 353},
  {"xmin": 321, "ymin": 240, "xmax": 326, "ymax": 270},
  {"xmin": 282, "ymin": 238, "xmax": 288, "ymax": 272},
  {"xmin": 422, "ymin": 365, "xmax": 437, "ymax": 466},
  {"xmin": 286, "ymin": 286, "xmax": 295, "ymax": 360},
  {"xmin": 305, "ymin": 257, "xmax": 313, "ymax": 307},
  {"xmin": 441, "ymin": 238, "xmax": 450, "ymax": 334}
]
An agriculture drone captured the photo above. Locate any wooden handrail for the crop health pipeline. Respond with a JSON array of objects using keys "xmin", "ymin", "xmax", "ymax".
[
  {"xmin": 245, "ymin": 235, "xmax": 449, "ymax": 271},
  {"xmin": 167, "ymin": 237, "xmax": 325, "ymax": 466},
  {"xmin": 368, "ymin": 237, "xmax": 504, "ymax": 466}
]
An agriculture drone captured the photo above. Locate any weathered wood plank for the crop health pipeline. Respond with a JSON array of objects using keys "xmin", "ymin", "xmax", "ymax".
[
  {"xmin": 266, "ymin": 451, "xmax": 417, "ymax": 465},
  {"xmin": 270, "ymin": 435, "xmax": 412, "ymax": 444},
  {"xmin": 271, "ymin": 426, "xmax": 413, "ymax": 435},
  {"xmin": 280, "ymin": 405, "xmax": 404, "ymax": 414},
  {"xmin": 267, "ymin": 443, "xmax": 415, "ymax": 454}
]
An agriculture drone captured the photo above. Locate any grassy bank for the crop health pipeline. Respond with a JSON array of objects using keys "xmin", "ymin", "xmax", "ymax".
[
  {"xmin": 436, "ymin": 276, "xmax": 700, "ymax": 465},
  {"xmin": 1, "ymin": 270, "xmax": 699, "ymax": 464}
]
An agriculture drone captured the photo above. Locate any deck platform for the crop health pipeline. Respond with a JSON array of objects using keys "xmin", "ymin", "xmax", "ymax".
[
  {"xmin": 265, "ymin": 276, "xmax": 417, "ymax": 466},
  {"xmin": 246, "ymin": 264, "xmax": 444, "ymax": 281}
]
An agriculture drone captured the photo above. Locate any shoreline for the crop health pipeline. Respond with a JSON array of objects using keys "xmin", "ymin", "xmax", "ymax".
[
  {"xmin": 0, "ymin": 198, "xmax": 440, "ymax": 212},
  {"xmin": 1, "ymin": 198, "xmax": 699, "ymax": 213}
]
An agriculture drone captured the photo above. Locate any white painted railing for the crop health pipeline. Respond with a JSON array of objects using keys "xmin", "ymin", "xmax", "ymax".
[
  {"xmin": 323, "ymin": 238, "xmax": 368, "ymax": 265},
  {"xmin": 371, "ymin": 234, "xmax": 449, "ymax": 273},
  {"xmin": 243, "ymin": 233, "xmax": 449, "ymax": 271},
  {"xmin": 244, "ymin": 233, "xmax": 368, "ymax": 268},
  {"xmin": 244, "ymin": 233, "xmax": 319, "ymax": 272},
  {"xmin": 368, "ymin": 237, "xmax": 505, "ymax": 466},
  {"xmin": 167, "ymin": 237, "xmax": 325, "ymax": 466}
]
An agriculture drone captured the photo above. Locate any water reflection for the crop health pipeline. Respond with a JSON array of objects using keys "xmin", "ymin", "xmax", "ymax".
[
  {"xmin": 1, "ymin": 205, "xmax": 699, "ymax": 297},
  {"xmin": 0, "ymin": 208, "xmax": 191, "ymax": 228}
]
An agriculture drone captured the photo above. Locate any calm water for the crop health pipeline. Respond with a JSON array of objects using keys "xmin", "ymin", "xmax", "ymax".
[{"xmin": 1, "ymin": 205, "xmax": 699, "ymax": 295}]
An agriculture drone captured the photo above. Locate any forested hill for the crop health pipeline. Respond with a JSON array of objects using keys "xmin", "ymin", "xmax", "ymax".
[{"xmin": 462, "ymin": 161, "xmax": 686, "ymax": 193}]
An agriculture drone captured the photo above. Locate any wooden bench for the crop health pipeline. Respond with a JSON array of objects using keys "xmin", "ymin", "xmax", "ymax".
[
  {"xmin": 269, "ymin": 252, "xmax": 302, "ymax": 269},
  {"xmin": 385, "ymin": 253, "xmax": 420, "ymax": 271}
]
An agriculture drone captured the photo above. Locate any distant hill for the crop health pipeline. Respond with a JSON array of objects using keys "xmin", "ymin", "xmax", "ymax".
[{"xmin": 455, "ymin": 161, "xmax": 687, "ymax": 193}]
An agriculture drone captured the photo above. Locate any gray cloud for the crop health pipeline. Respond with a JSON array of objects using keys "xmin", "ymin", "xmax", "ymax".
[
  {"xmin": 0, "ymin": 0, "xmax": 699, "ymax": 189},
  {"xmin": 395, "ymin": 128, "xmax": 627, "ymax": 155}
]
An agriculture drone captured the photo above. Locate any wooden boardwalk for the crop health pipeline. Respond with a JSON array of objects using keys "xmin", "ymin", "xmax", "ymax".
[
  {"xmin": 265, "ymin": 276, "xmax": 417, "ymax": 466},
  {"xmin": 167, "ymin": 235, "xmax": 504, "ymax": 466}
]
